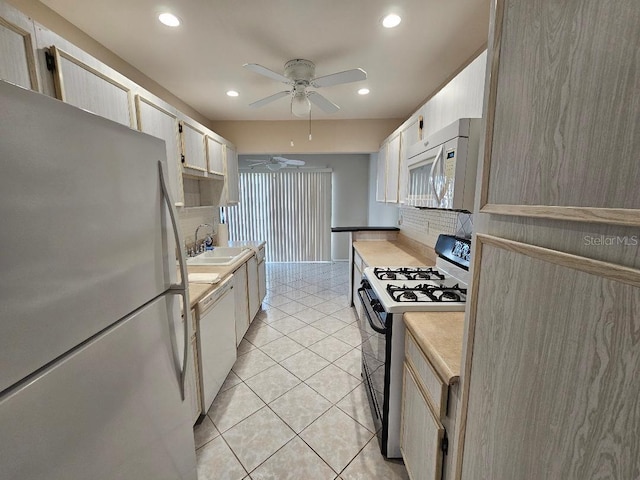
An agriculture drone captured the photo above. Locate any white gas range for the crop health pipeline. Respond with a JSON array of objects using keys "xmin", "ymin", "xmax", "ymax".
[{"xmin": 356, "ymin": 234, "xmax": 471, "ymax": 458}]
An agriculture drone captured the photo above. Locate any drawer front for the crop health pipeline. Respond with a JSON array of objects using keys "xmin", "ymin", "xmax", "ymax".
[
  {"xmin": 401, "ymin": 362, "xmax": 444, "ymax": 480},
  {"xmin": 354, "ymin": 250, "xmax": 364, "ymax": 272},
  {"xmin": 406, "ymin": 330, "xmax": 448, "ymax": 418}
]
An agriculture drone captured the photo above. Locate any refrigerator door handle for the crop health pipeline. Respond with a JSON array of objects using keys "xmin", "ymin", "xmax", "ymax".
[{"xmin": 158, "ymin": 161, "xmax": 190, "ymax": 401}]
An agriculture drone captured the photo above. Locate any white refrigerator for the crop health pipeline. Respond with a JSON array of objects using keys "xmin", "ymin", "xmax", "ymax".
[{"xmin": 0, "ymin": 81, "xmax": 197, "ymax": 479}]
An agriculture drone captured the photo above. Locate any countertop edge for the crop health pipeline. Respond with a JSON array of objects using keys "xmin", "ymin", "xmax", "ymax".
[
  {"xmin": 403, "ymin": 313, "xmax": 464, "ymax": 385},
  {"xmin": 331, "ymin": 226, "xmax": 400, "ymax": 232},
  {"xmin": 352, "ymin": 240, "xmax": 433, "ymax": 267}
]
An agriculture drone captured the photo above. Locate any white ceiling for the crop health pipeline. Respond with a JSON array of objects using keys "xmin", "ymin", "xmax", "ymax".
[{"xmin": 40, "ymin": 0, "xmax": 490, "ymax": 121}]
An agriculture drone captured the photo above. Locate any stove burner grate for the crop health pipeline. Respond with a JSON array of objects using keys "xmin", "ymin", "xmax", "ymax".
[
  {"xmin": 386, "ymin": 283, "xmax": 467, "ymax": 303},
  {"xmin": 374, "ymin": 267, "xmax": 446, "ymax": 281}
]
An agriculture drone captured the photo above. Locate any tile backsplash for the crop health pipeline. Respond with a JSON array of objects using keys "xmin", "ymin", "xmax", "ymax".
[
  {"xmin": 178, "ymin": 207, "xmax": 220, "ymax": 246},
  {"xmin": 399, "ymin": 206, "xmax": 473, "ymax": 247}
]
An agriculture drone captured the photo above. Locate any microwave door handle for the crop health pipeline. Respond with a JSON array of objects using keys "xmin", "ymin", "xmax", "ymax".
[
  {"xmin": 430, "ymin": 146, "xmax": 445, "ymax": 206},
  {"xmin": 158, "ymin": 160, "xmax": 190, "ymax": 401}
]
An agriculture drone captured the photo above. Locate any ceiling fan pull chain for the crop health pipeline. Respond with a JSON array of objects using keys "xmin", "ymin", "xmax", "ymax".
[{"xmin": 309, "ymin": 109, "xmax": 312, "ymax": 141}]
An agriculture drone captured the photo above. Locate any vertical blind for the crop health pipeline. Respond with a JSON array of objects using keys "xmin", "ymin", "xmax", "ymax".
[{"xmin": 226, "ymin": 170, "xmax": 332, "ymax": 262}]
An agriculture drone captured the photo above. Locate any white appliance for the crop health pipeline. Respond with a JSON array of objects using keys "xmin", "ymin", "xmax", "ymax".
[
  {"xmin": 197, "ymin": 276, "xmax": 237, "ymax": 413},
  {"xmin": 406, "ymin": 118, "xmax": 482, "ymax": 211},
  {"xmin": 0, "ymin": 81, "xmax": 197, "ymax": 479},
  {"xmin": 356, "ymin": 234, "xmax": 470, "ymax": 458}
]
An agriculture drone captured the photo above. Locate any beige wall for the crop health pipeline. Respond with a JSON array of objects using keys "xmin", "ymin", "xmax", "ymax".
[{"xmin": 211, "ymin": 119, "xmax": 403, "ymax": 155}]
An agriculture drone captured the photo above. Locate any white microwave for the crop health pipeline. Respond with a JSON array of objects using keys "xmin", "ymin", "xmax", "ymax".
[{"xmin": 406, "ymin": 118, "xmax": 482, "ymax": 211}]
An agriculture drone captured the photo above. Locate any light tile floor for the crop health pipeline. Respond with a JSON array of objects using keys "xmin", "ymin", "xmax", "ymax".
[{"xmin": 195, "ymin": 262, "xmax": 409, "ymax": 480}]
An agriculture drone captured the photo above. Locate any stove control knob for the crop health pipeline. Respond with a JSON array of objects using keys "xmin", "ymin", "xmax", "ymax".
[{"xmin": 372, "ymin": 303, "xmax": 385, "ymax": 313}]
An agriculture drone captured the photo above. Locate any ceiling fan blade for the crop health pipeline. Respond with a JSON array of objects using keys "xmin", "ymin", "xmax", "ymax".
[
  {"xmin": 311, "ymin": 68, "xmax": 367, "ymax": 88},
  {"xmin": 248, "ymin": 91, "xmax": 291, "ymax": 109},
  {"xmin": 243, "ymin": 63, "xmax": 290, "ymax": 83},
  {"xmin": 308, "ymin": 91, "xmax": 340, "ymax": 114},
  {"xmin": 245, "ymin": 159, "xmax": 269, "ymax": 163},
  {"xmin": 273, "ymin": 156, "xmax": 305, "ymax": 166}
]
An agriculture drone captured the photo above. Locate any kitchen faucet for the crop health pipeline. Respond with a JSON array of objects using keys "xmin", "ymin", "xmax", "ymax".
[{"xmin": 194, "ymin": 223, "xmax": 215, "ymax": 253}]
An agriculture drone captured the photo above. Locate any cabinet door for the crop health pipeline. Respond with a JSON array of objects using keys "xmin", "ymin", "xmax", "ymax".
[
  {"xmin": 461, "ymin": 238, "xmax": 640, "ymax": 480},
  {"xmin": 180, "ymin": 119, "xmax": 207, "ymax": 171},
  {"xmin": 0, "ymin": 3, "xmax": 39, "ymax": 91},
  {"xmin": 352, "ymin": 263, "xmax": 362, "ymax": 321},
  {"xmin": 399, "ymin": 120, "xmax": 421, "ymax": 204},
  {"xmin": 135, "ymin": 94, "xmax": 184, "ymax": 206},
  {"xmin": 247, "ymin": 254, "xmax": 260, "ymax": 320},
  {"xmin": 258, "ymin": 260, "xmax": 266, "ymax": 304},
  {"xmin": 49, "ymin": 46, "xmax": 134, "ymax": 128},
  {"xmin": 401, "ymin": 362, "xmax": 444, "ymax": 480},
  {"xmin": 224, "ymin": 145, "xmax": 240, "ymax": 205},
  {"xmin": 206, "ymin": 135, "xmax": 225, "ymax": 176},
  {"xmin": 376, "ymin": 143, "xmax": 387, "ymax": 202},
  {"xmin": 480, "ymin": 0, "xmax": 640, "ymax": 221},
  {"xmin": 185, "ymin": 335, "xmax": 201, "ymax": 424},
  {"xmin": 385, "ymin": 135, "xmax": 401, "ymax": 203},
  {"xmin": 233, "ymin": 263, "xmax": 249, "ymax": 346}
]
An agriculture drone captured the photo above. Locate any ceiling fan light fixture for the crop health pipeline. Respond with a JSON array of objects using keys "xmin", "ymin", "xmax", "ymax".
[
  {"xmin": 158, "ymin": 12, "xmax": 181, "ymax": 27},
  {"xmin": 266, "ymin": 163, "xmax": 284, "ymax": 171},
  {"xmin": 291, "ymin": 93, "xmax": 311, "ymax": 118},
  {"xmin": 382, "ymin": 13, "xmax": 402, "ymax": 28},
  {"xmin": 358, "ymin": 88, "xmax": 370, "ymax": 95}
]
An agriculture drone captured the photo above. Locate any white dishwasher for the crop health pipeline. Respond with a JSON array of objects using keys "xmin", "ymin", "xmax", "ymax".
[{"xmin": 197, "ymin": 275, "xmax": 237, "ymax": 414}]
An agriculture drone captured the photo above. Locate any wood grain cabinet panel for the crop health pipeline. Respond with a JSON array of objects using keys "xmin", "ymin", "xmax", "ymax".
[
  {"xmin": 483, "ymin": 0, "xmax": 640, "ymax": 213},
  {"xmin": 206, "ymin": 136, "xmax": 225, "ymax": 176},
  {"xmin": 224, "ymin": 145, "xmax": 240, "ymax": 205},
  {"xmin": 401, "ymin": 362, "xmax": 445, "ymax": 480},
  {"xmin": 135, "ymin": 95, "xmax": 183, "ymax": 206},
  {"xmin": 49, "ymin": 46, "xmax": 133, "ymax": 128},
  {"xmin": 0, "ymin": 4, "xmax": 39, "ymax": 91},
  {"xmin": 461, "ymin": 242, "xmax": 640, "ymax": 480},
  {"xmin": 385, "ymin": 135, "xmax": 401, "ymax": 203},
  {"xmin": 376, "ymin": 143, "xmax": 387, "ymax": 202},
  {"xmin": 180, "ymin": 120, "xmax": 207, "ymax": 171}
]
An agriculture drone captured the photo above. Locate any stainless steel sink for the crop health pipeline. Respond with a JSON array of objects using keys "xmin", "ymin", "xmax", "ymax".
[{"xmin": 186, "ymin": 247, "xmax": 247, "ymax": 266}]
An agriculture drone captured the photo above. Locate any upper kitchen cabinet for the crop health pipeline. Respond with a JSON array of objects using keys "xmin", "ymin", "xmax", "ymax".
[
  {"xmin": 135, "ymin": 94, "xmax": 184, "ymax": 206},
  {"xmin": 0, "ymin": 3, "xmax": 39, "ymax": 91},
  {"xmin": 376, "ymin": 143, "xmax": 387, "ymax": 202},
  {"xmin": 205, "ymin": 135, "xmax": 225, "ymax": 176},
  {"xmin": 179, "ymin": 119, "xmax": 207, "ymax": 172},
  {"xmin": 480, "ymin": 0, "xmax": 640, "ymax": 224},
  {"xmin": 399, "ymin": 116, "xmax": 423, "ymax": 204},
  {"xmin": 385, "ymin": 134, "xmax": 401, "ymax": 203},
  {"xmin": 223, "ymin": 145, "xmax": 240, "ymax": 205},
  {"xmin": 47, "ymin": 46, "xmax": 135, "ymax": 128}
]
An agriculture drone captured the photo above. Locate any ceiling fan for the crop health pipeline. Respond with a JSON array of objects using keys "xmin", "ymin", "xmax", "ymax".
[
  {"xmin": 246, "ymin": 156, "xmax": 306, "ymax": 170},
  {"xmin": 243, "ymin": 59, "xmax": 367, "ymax": 117}
]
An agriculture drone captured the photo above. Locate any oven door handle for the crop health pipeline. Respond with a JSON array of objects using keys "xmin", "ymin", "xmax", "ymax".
[{"xmin": 357, "ymin": 287, "xmax": 387, "ymax": 334}]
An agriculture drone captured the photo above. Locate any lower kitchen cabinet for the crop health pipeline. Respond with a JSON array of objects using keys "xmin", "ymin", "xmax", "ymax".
[
  {"xmin": 401, "ymin": 362, "xmax": 445, "ymax": 480},
  {"xmin": 184, "ymin": 307, "xmax": 201, "ymax": 425},
  {"xmin": 233, "ymin": 263, "xmax": 250, "ymax": 346},
  {"xmin": 247, "ymin": 254, "xmax": 260, "ymax": 320},
  {"xmin": 401, "ymin": 329, "xmax": 457, "ymax": 480},
  {"xmin": 257, "ymin": 245, "xmax": 266, "ymax": 305}
]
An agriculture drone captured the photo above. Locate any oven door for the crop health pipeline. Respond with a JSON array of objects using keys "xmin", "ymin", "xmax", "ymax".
[{"xmin": 357, "ymin": 281, "xmax": 390, "ymax": 445}]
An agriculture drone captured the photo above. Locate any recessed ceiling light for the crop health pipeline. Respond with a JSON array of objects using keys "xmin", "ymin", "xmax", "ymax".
[
  {"xmin": 358, "ymin": 88, "xmax": 370, "ymax": 95},
  {"xmin": 382, "ymin": 14, "xmax": 401, "ymax": 28},
  {"xmin": 158, "ymin": 13, "xmax": 180, "ymax": 27},
  {"xmin": 226, "ymin": 90, "xmax": 239, "ymax": 97}
]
